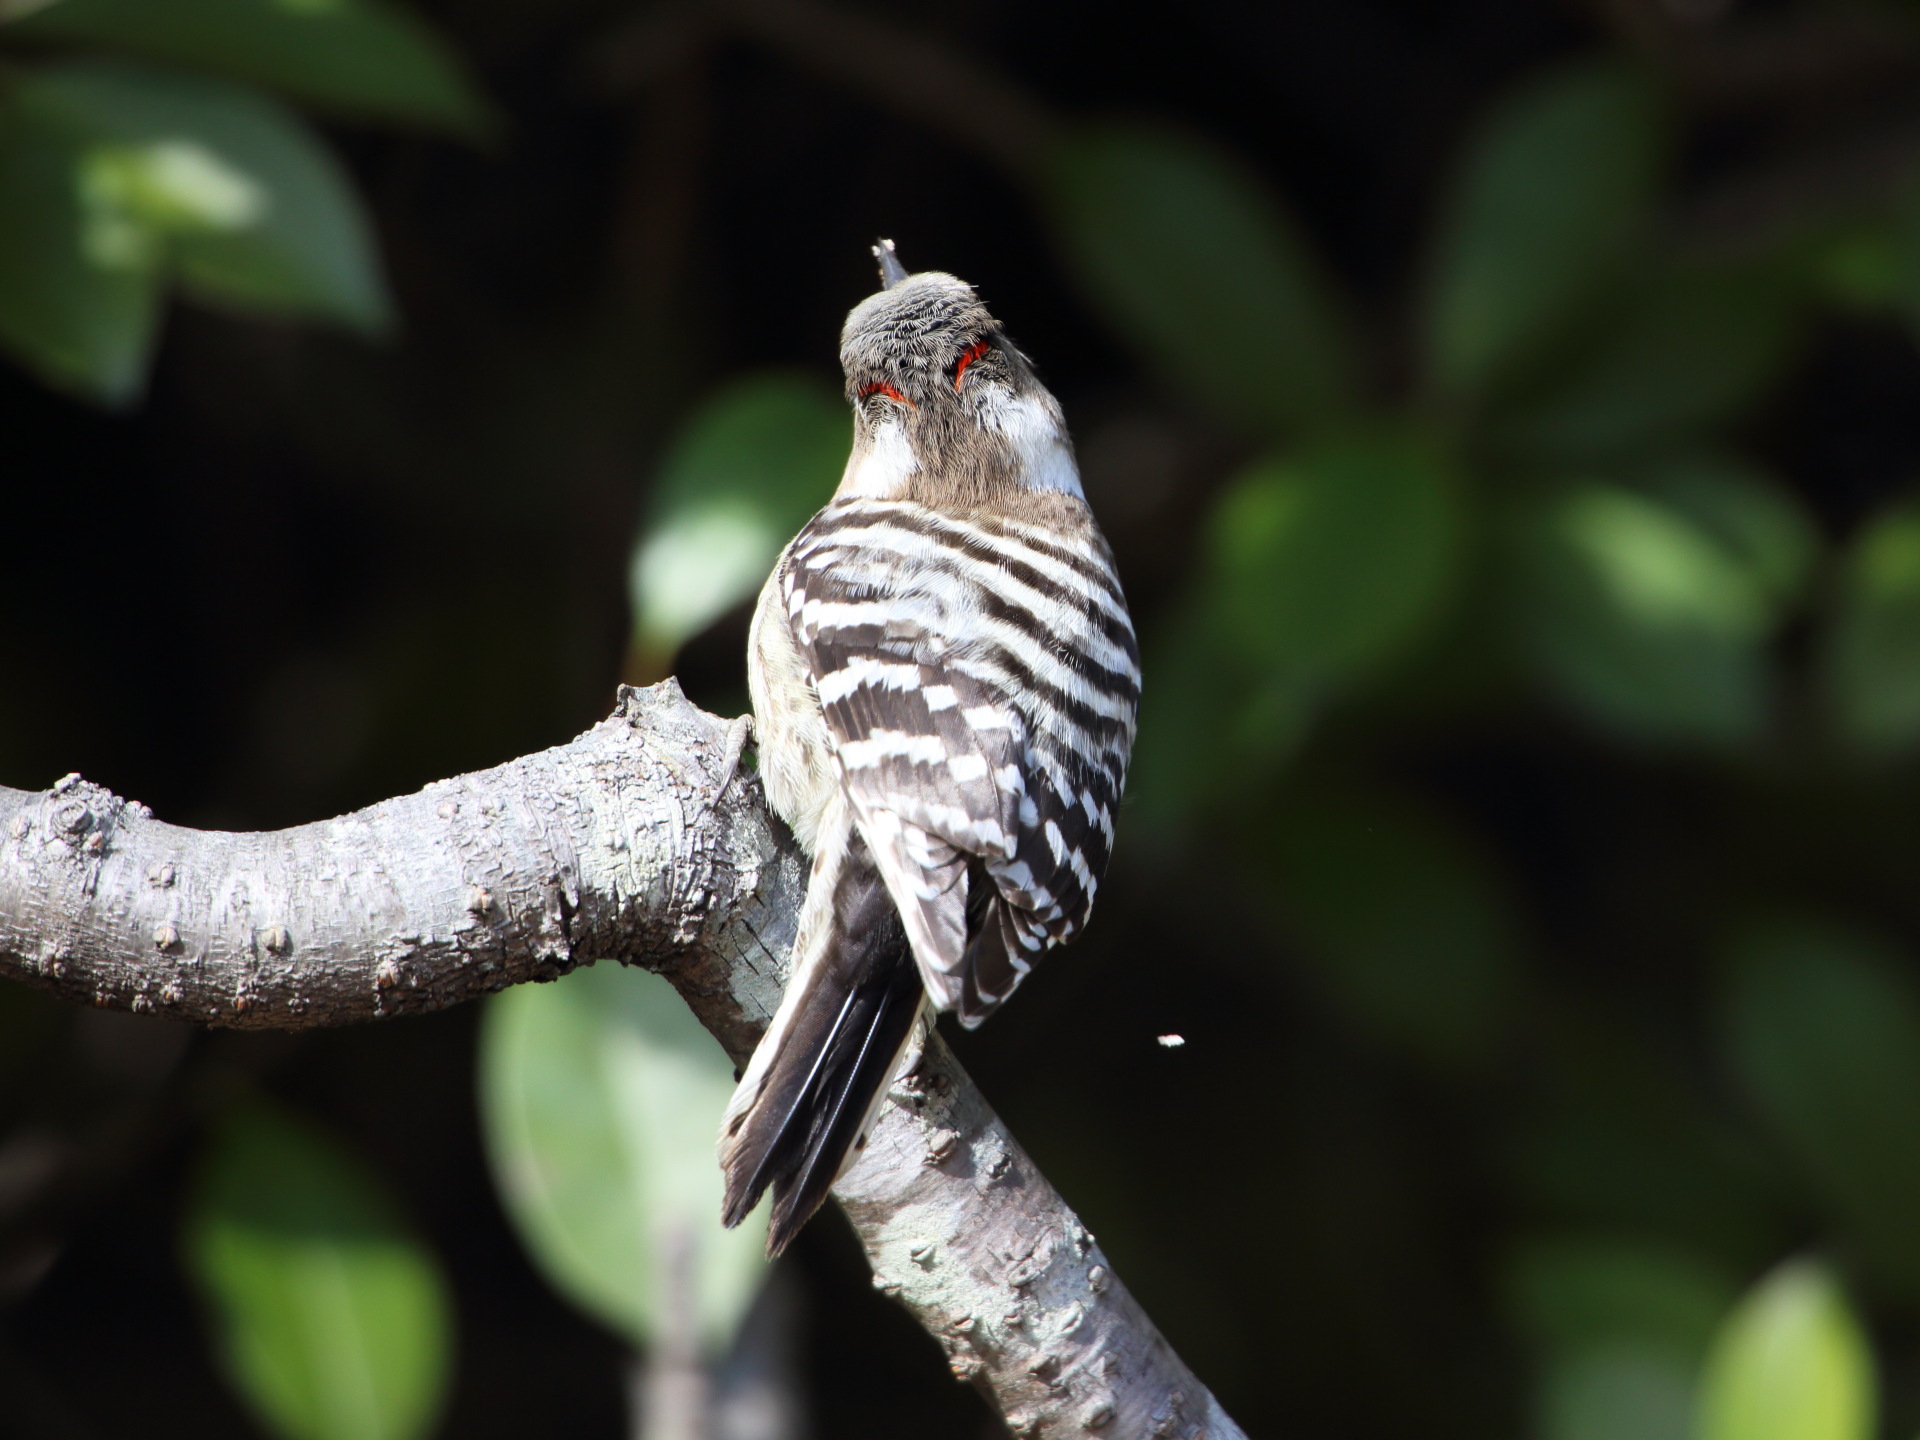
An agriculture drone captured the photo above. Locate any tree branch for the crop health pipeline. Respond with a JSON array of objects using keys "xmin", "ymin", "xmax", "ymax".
[{"xmin": 0, "ymin": 682, "xmax": 1244, "ymax": 1440}]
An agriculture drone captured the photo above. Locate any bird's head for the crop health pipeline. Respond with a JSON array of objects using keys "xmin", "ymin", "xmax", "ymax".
[{"xmin": 834, "ymin": 241, "xmax": 1081, "ymax": 507}]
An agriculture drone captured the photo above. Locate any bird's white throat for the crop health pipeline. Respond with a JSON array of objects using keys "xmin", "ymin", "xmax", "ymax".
[
  {"xmin": 835, "ymin": 398, "xmax": 1084, "ymax": 501},
  {"xmin": 989, "ymin": 392, "xmax": 1083, "ymax": 498},
  {"xmin": 837, "ymin": 420, "xmax": 919, "ymax": 499}
]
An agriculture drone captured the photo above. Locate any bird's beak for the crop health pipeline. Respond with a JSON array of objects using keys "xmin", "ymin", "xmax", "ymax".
[{"xmin": 873, "ymin": 238, "xmax": 909, "ymax": 290}]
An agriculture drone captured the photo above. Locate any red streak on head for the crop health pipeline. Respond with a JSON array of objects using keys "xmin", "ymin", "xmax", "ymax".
[
  {"xmin": 953, "ymin": 339, "xmax": 991, "ymax": 389},
  {"xmin": 858, "ymin": 380, "xmax": 911, "ymax": 406}
]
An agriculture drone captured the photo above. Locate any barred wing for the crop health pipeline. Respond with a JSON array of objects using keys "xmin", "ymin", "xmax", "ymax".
[{"xmin": 783, "ymin": 498, "xmax": 1140, "ymax": 1025}]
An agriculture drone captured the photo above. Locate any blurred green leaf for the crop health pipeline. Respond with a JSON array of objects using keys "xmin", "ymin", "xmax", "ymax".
[
  {"xmin": 183, "ymin": 1099, "xmax": 453, "ymax": 1440},
  {"xmin": 1514, "ymin": 1243, "xmax": 1723, "ymax": 1440},
  {"xmin": 0, "ymin": 97, "xmax": 159, "ymax": 401},
  {"xmin": 1267, "ymin": 794, "xmax": 1522, "ymax": 1068},
  {"xmin": 10, "ymin": 61, "xmax": 389, "ymax": 336},
  {"xmin": 1045, "ymin": 120, "xmax": 1356, "ymax": 436},
  {"xmin": 1697, "ymin": 1260, "xmax": 1874, "ymax": 1440},
  {"xmin": 1499, "ymin": 262, "xmax": 1801, "ymax": 459},
  {"xmin": 1640, "ymin": 454, "xmax": 1817, "ymax": 612},
  {"xmin": 8, "ymin": 0, "xmax": 492, "ymax": 135},
  {"xmin": 1127, "ymin": 435, "xmax": 1462, "ymax": 821},
  {"xmin": 1203, "ymin": 434, "xmax": 1463, "ymax": 687},
  {"xmin": 629, "ymin": 372, "xmax": 847, "ymax": 675},
  {"xmin": 1510, "ymin": 459, "xmax": 1813, "ymax": 747},
  {"xmin": 1425, "ymin": 59, "xmax": 1664, "ymax": 399},
  {"xmin": 479, "ymin": 963, "xmax": 767, "ymax": 1353},
  {"xmin": 1121, "ymin": 596, "xmax": 1305, "ymax": 833},
  {"xmin": 1505, "ymin": 1235, "xmax": 1737, "ymax": 1363},
  {"xmin": 1541, "ymin": 1346, "xmax": 1695, "ymax": 1440},
  {"xmin": 1823, "ymin": 499, "xmax": 1920, "ymax": 754},
  {"xmin": 1721, "ymin": 920, "xmax": 1920, "ymax": 1291}
]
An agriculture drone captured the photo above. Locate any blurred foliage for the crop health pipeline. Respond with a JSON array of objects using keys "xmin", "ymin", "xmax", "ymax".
[
  {"xmin": 1046, "ymin": 119, "xmax": 1357, "ymax": 437},
  {"xmin": 0, "ymin": 0, "xmax": 479, "ymax": 402},
  {"xmin": 1720, "ymin": 923, "xmax": 1920, "ymax": 1294},
  {"xmin": 1510, "ymin": 459, "xmax": 1815, "ymax": 747},
  {"xmin": 478, "ymin": 963, "xmax": 768, "ymax": 1354},
  {"xmin": 1512, "ymin": 1009, "xmax": 1794, "ymax": 1270},
  {"xmin": 1497, "ymin": 260, "xmax": 1804, "ymax": 460},
  {"xmin": 183, "ymin": 1099, "xmax": 454, "ymax": 1440},
  {"xmin": 1264, "ymin": 790, "xmax": 1521, "ymax": 1069},
  {"xmin": 1824, "ymin": 500, "xmax": 1920, "ymax": 753},
  {"xmin": 1506, "ymin": 1234, "xmax": 1735, "ymax": 1363},
  {"xmin": 626, "ymin": 372, "xmax": 847, "ymax": 681},
  {"xmin": 1426, "ymin": 59, "xmax": 1665, "ymax": 403},
  {"xmin": 19, "ymin": 2, "xmax": 1920, "ymax": 1438},
  {"xmin": 1129, "ymin": 434, "xmax": 1461, "ymax": 816},
  {"xmin": 7, "ymin": 0, "xmax": 492, "ymax": 133},
  {"xmin": 1696, "ymin": 1261, "xmax": 1875, "ymax": 1440},
  {"xmin": 1198, "ymin": 437, "xmax": 1460, "ymax": 696}
]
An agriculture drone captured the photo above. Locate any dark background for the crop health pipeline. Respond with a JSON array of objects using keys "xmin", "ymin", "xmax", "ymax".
[{"xmin": 9, "ymin": 1, "xmax": 1920, "ymax": 1436}]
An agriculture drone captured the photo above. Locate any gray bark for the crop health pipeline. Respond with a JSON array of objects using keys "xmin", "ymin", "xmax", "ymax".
[
  {"xmin": 0, "ymin": 681, "xmax": 1244, "ymax": 1440},
  {"xmin": 633, "ymin": 1226, "xmax": 712, "ymax": 1440}
]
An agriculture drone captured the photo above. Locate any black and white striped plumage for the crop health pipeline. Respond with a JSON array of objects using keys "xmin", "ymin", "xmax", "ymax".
[
  {"xmin": 719, "ymin": 249, "xmax": 1139, "ymax": 1255},
  {"xmin": 783, "ymin": 497, "xmax": 1136, "ymax": 1017}
]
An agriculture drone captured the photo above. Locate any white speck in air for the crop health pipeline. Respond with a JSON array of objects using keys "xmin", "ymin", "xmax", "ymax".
[{"xmin": 1156, "ymin": 1034, "xmax": 1185, "ymax": 1049}]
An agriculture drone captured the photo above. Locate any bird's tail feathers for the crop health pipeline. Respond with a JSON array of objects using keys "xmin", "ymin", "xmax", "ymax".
[{"xmin": 719, "ymin": 821, "xmax": 925, "ymax": 1256}]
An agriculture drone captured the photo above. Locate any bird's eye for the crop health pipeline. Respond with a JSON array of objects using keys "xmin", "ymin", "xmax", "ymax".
[
  {"xmin": 953, "ymin": 340, "xmax": 991, "ymax": 389},
  {"xmin": 858, "ymin": 380, "xmax": 910, "ymax": 405}
]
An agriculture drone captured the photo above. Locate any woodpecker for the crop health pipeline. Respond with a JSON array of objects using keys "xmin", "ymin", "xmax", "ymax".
[{"xmin": 719, "ymin": 241, "xmax": 1140, "ymax": 1255}]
